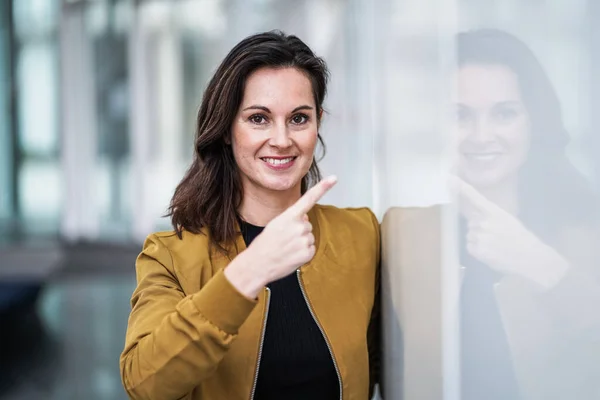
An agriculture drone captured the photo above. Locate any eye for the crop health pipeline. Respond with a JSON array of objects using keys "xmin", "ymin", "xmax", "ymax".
[
  {"xmin": 249, "ymin": 114, "xmax": 268, "ymax": 124},
  {"xmin": 456, "ymin": 107, "xmax": 472, "ymax": 124},
  {"xmin": 291, "ymin": 113, "xmax": 309, "ymax": 125},
  {"xmin": 493, "ymin": 106, "xmax": 519, "ymax": 123}
]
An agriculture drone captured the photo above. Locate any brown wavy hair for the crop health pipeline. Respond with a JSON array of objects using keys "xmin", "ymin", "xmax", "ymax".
[{"xmin": 167, "ymin": 30, "xmax": 330, "ymax": 255}]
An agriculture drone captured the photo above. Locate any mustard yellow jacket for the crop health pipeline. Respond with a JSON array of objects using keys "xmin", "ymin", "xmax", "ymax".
[{"xmin": 120, "ymin": 204, "xmax": 381, "ymax": 400}]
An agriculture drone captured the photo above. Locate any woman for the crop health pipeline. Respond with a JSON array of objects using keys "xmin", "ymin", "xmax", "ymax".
[
  {"xmin": 454, "ymin": 29, "xmax": 600, "ymax": 400},
  {"xmin": 119, "ymin": 31, "xmax": 380, "ymax": 400}
]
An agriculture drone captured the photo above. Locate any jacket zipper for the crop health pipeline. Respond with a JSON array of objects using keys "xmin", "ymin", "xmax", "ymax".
[
  {"xmin": 296, "ymin": 269, "xmax": 343, "ymax": 400},
  {"xmin": 249, "ymin": 287, "xmax": 271, "ymax": 400}
]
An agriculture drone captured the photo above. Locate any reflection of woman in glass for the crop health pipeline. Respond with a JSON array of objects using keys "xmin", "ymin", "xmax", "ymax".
[
  {"xmin": 455, "ymin": 29, "xmax": 600, "ymax": 400},
  {"xmin": 120, "ymin": 31, "xmax": 380, "ymax": 400}
]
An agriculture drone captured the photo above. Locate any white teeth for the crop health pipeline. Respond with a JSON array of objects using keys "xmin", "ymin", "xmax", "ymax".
[
  {"xmin": 464, "ymin": 153, "xmax": 501, "ymax": 161},
  {"xmin": 263, "ymin": 157, "xmax": 293, "ymax": 165}
]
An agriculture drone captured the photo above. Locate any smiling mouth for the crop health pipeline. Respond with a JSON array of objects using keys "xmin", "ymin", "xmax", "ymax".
[
  {"xmin": 260, "ymin": 157, "xmax": 297, "ymax": 166},
  {"xmin": 462, "ymin": 152, "xmax": 504, "ymax": 161}
]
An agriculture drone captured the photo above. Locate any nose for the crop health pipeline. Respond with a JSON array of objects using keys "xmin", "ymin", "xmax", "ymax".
[
  {"xmin": 268, "ymin": 122, "xmax": 293, "ymax": 149},
  {"xmin": 468, "ymin": 115, "xmax": 495, "ymax": 143}
]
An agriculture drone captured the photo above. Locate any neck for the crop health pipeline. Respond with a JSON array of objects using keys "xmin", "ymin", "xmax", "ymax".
[
  {"xmin": 238, "ymin": 182, "xmax": 302, "ymax": 227},
  {"xmin": 477, "ymin": 176, "xmax": 520, "ymax": 216}
]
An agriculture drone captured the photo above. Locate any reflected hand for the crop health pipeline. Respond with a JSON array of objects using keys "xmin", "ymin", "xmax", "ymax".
[{"xmin": 454, "ymin": 176, "xmax": 569, "ymax": 289}]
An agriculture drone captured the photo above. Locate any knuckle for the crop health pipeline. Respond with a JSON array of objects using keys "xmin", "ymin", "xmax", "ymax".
[
  {"xmin": 296, "ymin": 222, "xmax": 307, "ymax": 235},
  {"xmin": 303, "ymin": 222, "xmax": 313, "ymax": 233},
  {"xmin": 303, "ymin": 235, "xmax": 311, "ymax": 247}
]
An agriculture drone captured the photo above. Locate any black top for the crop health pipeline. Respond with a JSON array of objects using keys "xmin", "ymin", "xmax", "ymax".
[
  {"xmin": 239, "ymin": 219, "xmax": 339, "ymax": 400},
  {"xmin": 459, "ymin": 218, "xmax": 521, "ymax": 400}
]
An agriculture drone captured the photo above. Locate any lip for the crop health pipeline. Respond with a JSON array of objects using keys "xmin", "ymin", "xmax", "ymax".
[
  {"xmin": 462, "ymin": 152, "xmax": 504, "ymax": 156},
  {"xmin": 461, "ymin": 152, "xmax": 504, "ymax": 162},
  {"xmin": 260, "ymin": 156, "xmax": 297, "ymax": 171},
  {"xmin": 462, "ymin": 152, "xmax": 504, "ymax": 155}
]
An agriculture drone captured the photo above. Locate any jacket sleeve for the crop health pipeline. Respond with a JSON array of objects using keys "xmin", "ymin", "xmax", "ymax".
[
  {"xmin": 537, "ymin": 226, "xmax": 600, "ymax": 334},
  {"xmin": 367, "ymin": 209, "xmax": 382, "ymax": 399},
  {"xmin": 120, "ymin": 234, "xmax": 258, "ymax": 400}
]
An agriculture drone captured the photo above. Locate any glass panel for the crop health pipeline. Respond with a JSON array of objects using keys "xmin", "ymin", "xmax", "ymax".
[
  {"xmin": 16, "ymin": 41, "xmax": 59, "ymax": 156},
  {"xmin": 455, "ymin": 2, "xmax": 600, "ymax": 400},
  {"xmin": 379, "ymin": 1, "xmax": 600, "ymax": 399},
  {"xmin": 18, "ymin": 159, "xmax": 61, "ymax": 233},
  {"xmin": 0, "ymin": 0, "xmax": 12, "ymax": 228},
  {"xmin": 13, "ymin": 0, "xmax": 61, "ymax": 237},
  {"xmin": 87, "ymin": 0, "xmax": 132, "ymax": 239},
  {"xmin": 377, "ymin": 1, "xmax": 460, "ymax": 399},
  {"xmin": 13, "ymin": 0, "xmax": 58, "ymax": 39}
]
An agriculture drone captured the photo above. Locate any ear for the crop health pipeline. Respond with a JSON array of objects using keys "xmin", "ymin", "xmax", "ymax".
[{"xmin": 224, "ymin": 134, "xmax": 231, "ymax": 145}]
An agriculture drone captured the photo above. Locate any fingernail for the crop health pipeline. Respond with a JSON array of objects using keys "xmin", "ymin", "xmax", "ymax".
[{"xmin": 326, "ymin": 175, "xmax": 338, "ymax": 184}]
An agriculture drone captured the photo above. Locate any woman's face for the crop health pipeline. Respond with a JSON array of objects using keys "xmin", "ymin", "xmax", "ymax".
[
  {"xmin": 454, "ymin": 63, "xmax": 532, "ymax": 188},
  {"xmin": 231, "ymin": 67, "xmax": 319, "ymax": 196}
]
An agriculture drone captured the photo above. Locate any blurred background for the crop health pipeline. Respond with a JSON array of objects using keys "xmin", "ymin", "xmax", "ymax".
[{"xmin": 1, "ymin": 0, "xmax": 600, "ymax": 399}]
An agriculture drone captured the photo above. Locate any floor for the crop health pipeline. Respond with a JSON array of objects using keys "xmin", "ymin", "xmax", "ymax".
[{"xmin": 0, "ymin": 252, "xmax": 138, "ymax": 400}]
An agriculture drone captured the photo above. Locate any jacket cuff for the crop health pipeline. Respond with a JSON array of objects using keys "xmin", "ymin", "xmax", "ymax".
[{"xmin": 191, "ymin": 269, "xmax": 258, "ymax": 335}]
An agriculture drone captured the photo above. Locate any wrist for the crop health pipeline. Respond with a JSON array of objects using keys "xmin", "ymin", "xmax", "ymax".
[
  {"xmin": 224, "ymin": 249, "xmax": 269, "ymax": 300},
  {"xmin": 523, "ymin": 248, "xmax": 570, "ymax": 290}
]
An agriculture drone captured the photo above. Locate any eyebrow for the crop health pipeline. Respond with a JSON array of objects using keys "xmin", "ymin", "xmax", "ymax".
[{"xmin": 242, "ymin": 105, "xmax": 314, "ymax": 113}]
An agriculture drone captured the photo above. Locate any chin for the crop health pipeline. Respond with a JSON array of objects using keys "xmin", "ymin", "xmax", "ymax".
[
  {"xmin": 258, "ymin": 176, "xmax": 303, "ymax": 192},
  {"xmin": 461, "ymin": 169, "xmax": 514, "ymax": 189}
]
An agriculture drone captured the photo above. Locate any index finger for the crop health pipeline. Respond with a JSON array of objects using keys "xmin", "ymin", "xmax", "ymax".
[
  {"xmin": 287, "ymin": 175, "xmax": 338, "ymax": 216},
  {"xmin": 449, "ymin": 175, "xmax": 495, "ymax": 218}
]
